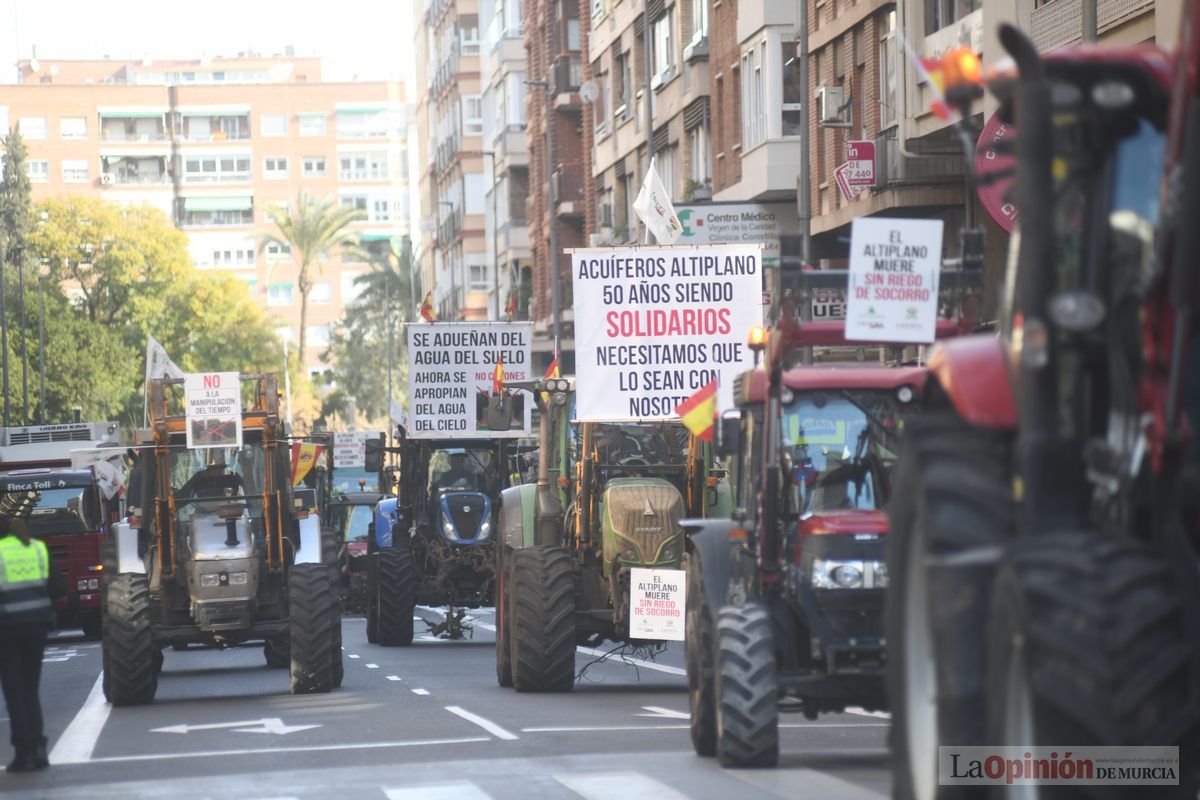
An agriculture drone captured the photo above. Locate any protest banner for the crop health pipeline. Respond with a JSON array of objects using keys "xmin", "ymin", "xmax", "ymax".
[
  {"xmin": 571, "ymin": 243, "xmax": 763, "ymax": 420},
  {"xmin": 332, "ymin": 432, "xmax": 370, "ymax": 469},
  {"xmin": 845, "ymin": 217, "xmax": 944, "ymax": 344},
  {"xmin": 183, "ymin": 372, "xmax": 242, "ymax": 449},
  {"xmin": 629, "ymin": 567, "xmax": 686, "ymax": 641},
  {"xmin": 406, "ymin": 322, "xmax": 533, "ymax": 439}
]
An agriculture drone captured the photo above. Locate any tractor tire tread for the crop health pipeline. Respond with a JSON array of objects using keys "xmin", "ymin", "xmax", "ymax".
[
  {"xmin": 715, "ymin": 603, "xmax": 778, "ymax": 768},
  {"xmin": 511, "ymin": 547, "xmax": 575, "ymax": 693},
  {"xmin": 102, "ymin": 574, "xmax": 158, "ymax": 706},
  {"xmin": 289, "ymin": 563, "xmax": 337, "ymax": 694}
]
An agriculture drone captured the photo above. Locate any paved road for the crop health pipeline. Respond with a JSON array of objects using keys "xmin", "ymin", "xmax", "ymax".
[{"xmin": 1, "ymin": 607, "xmax": 891, "ymax": 799}]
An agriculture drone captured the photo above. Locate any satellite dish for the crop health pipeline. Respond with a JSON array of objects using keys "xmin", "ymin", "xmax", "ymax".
[
  {"xmin": 28, "ymin": 58, "xmax": 40, "ymax": 73},
  {"xmin": 50, "ymin": 65, "xmax": 60, "ymax": 76},
  {"xmin": 579, "ymin": 80, "xmax": 599, "ymax": 104}
]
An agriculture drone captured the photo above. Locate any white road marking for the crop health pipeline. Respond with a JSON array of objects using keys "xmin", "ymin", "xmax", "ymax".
[
  {"xmin": 348, "ymin": 654, "xmax": 361, "ymax": 659},
  {"xmin": 80, "ymin": 736, "xmax": 490, "ymax": 764},
  {"xmin": 735, "ymin": 767, "xmax": 889, "ymax": 799},
  {"xmin": 151, "ymin": 718, "xmax": 320, "ymax": 735},
  {"xmin": 386, "ymin": 675, "xmax": 402, "ymax": 681},
  {"xmin": 635, "ymin": 705, "xmax": 690, "ymax": 719},
  {"xmin": 412, "ymin": 688, "xmax": 430, "ymax": 696},
  {"xmin": 49, "ymin": 670, "xmax": 110, "ymax": 765},
  {"xmin": 365, "ymin": 663, "xmax": 380, "ymax": 669},
  {"xmin": 385, "ymin": 783, "xmax": 492, "ymax": 800},
  {"xmin": 555, "ymin": 771, "xmax": 690, "ymax": 800},
  {"xmin": 521, "ymin": 722, "xmax": 887, "ymax": 733},
  {"xmin": 574, "ymin": 646, "xmax": 686, "ymax": 676},
  {"xmin": 43, "ymin": 649, "xmax": 83, "ymax": 663},
  {"xmin": 444, "ymin": 706, "xmax": 519, "ymax": 740},
  {"xmin": 846, "ymin": 706, "xmax": 891, "ymax": 720}
]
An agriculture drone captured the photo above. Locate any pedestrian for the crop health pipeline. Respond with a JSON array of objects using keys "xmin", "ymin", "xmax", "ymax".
[{"xmin": 0, "ymin": 515, "xmax": 65, "ymax": 773}]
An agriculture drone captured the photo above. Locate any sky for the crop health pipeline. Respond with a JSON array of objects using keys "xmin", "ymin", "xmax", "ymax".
[{"xmin": 0, "ymin": 0, "xmax": 417, "ymax": 84}]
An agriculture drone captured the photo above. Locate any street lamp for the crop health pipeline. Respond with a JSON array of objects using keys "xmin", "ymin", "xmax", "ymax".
[
  {"xmin": 524, "ymin": 78, "xmax": 561, "ymax": 349},
  {"xmin": 37, "ymin": 266, "xmax": 47, "ymax": 425}
]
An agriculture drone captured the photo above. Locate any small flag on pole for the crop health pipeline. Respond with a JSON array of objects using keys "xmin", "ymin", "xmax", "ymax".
[
  {"xmin": 493, "ymin": 354, "xmax": 505, "ymax": 396},
  {"xmin": 420, "ymin": 291, "xmax": 436, "ymax": 322},
  {"xmin": 504, "ymin": 287, "xmax": 517, "ymax": 321},
  {"xmin": 675, "ymin": 379, "xmax": 718, "ymax": 442},
  {"xmin": 290, "ymin": 442, "xmax": 325, "ymax": 486},
  {"xmin": 633, "ymin": 156, "xmax": 684, "ymax": 244}
]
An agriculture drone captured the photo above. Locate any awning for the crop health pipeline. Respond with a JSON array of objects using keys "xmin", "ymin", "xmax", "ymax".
[
  {"xmin": 98, "ymin": 110, "xmax": 166, "ymax": 118},
  {"xmin": 183, "ymin": 196, "xmax": 253, "ymax": 212},
  {"xmin": 356, "ymin": 233, "xmax": 398, "ymax": 242},
  {"xmin": 178, "ymin": 106, "xmax": 252, "ymax": 116}
]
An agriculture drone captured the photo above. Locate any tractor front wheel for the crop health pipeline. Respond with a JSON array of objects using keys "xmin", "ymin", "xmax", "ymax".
[
  {"xmin": 377, "ymin": 545, "xmax": 416, "ymax": 646},
  {"xmin": 714, "ymin": 602, "xmax": 778, "ymax": 767},
  {"xmin": 687, "ymin": 549, "xmax": 718, "ymax": 757},
  {"xmin": 495, "ymin": 545, "xmax": 514, "ymax": 687},
  {"xmin": 102, "ymin": 574, "xmax": 158, "ymax": 706},
  {"xmin": 510, "ymin": 546, "xmax": 575, "ymax": 693},
  {"xmin": 288, "ymin": 564, "xmax": 337, "ymax": 694}
]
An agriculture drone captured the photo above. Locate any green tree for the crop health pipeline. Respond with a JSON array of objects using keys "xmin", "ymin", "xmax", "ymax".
[
  {"xmin": 260, "ymin": 192, "xmax": 364, "ymax": 367},
  {"xmin": 0, "ymin": 127, "xmax": 34, "ymax": 424}
]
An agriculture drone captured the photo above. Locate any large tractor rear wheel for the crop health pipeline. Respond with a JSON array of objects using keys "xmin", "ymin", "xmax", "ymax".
[
  {"xmin": 510, "ymin": 546, "xmax": 575, "ymax": 693},
  {"xmin": 687, "ymin": 549, "xmax": 718, "ymax": 756},
  {"xmin": 377, "ymin": 545, "xmax": 416, "ymax": 646},
  {"xmin": 288, "ymin": 563, "xmax": 337, "ymax": 694},
  {"xmin": 102, "ymin": 574, "xmax": 157, "ymax": 706},
  {"xmin": 886, "ymin": 410, "xmax": 1012, "ymax": 800},
  {"xmin": 987, "ymin": 533, "xmax": 1200, "ymax": 796},
  {"xmin": 495, "ymin": 545, "xmax": 513, "ymax": 687},
  {"xmin": 714, "ymin": 602, "xmax": 778, "ymax": 767}
]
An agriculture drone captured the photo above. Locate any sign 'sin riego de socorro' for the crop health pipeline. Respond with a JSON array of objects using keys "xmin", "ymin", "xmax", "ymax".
[
  {"xmin": 183, "ymin": 372, "xmax": 243, "ymax": 449},
  {"xmin": 406, "ymin": 322, "xmax": 533, "ymax": 439},
  {"xmin": 845, "ymin": 217, "xmax": 944, "ymax": 344},
  {"xmin": 572, "ymin": 244, "xmax": 764, "ymax": 420}
]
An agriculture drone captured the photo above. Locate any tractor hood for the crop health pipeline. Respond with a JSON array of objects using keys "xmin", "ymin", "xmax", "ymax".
[
  {"xmin": 600, "ymin": 477, "xmax": 685, "ymax": 574},
  {"xmin": 436, "ymin": 490, "xmax": 492, "ymax": 545}
]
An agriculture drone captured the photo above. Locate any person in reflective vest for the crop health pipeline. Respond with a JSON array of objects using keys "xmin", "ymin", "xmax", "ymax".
[{"xmin": 0, "ymin": 516, "xmax": 65, "ymax": 773}]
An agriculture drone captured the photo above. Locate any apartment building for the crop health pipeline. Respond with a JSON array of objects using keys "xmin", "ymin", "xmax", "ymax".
[
  {"xmin": 2, "ymin": 54, "xmax": 408, "ymax": 376},
  {"xmin": 480, "ymin": 0, "xmax": 531, "ymax": 321},
  {"xmin": 413, "ymin": 0, "xmax": 492, "ymax": 322},
  {"xmin": 524, "ymin": 0, "xmax": 588, "ymax": 361}
]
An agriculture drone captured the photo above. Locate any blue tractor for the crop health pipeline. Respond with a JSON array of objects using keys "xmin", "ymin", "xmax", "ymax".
[{"xmin": 365, "ymin": 437, "xmax": 507, "ymax": 643}]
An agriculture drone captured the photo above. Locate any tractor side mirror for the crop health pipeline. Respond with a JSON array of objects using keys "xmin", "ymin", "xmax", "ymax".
[
  {"xmin": 365, "ymin": 438, "xmax": 383, "ymax": 473},
  {"xmin": 715, "ymin": 411, "xmax": 742, "ymax": 458}
]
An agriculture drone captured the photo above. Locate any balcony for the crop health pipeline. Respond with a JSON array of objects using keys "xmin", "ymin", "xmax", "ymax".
[
  {"xmin": 99, "ymin": 117, "xmax": 167, "ymax": 143},
  {"xmin": 553, "ymin": 57, "xmax": 582, "ymax": 107},
  {"xmin": 437, "ymin": 206, "xmax": 464, "ymax": 247},
  {"xmin": 434, "ymin": 134, "xmax": 461, "ymax": 176},
  {"xmin": 432, "ymin": 44, "xmax": 462, "ymax": 98},
  {"xmin": 179, "ymin": 115, "xmax": 251, "ymax": 142},
  {"xmin": 550, "ymin": 165, "xmax": 585, "ymax": 218},
  {"xmin": 99, "ymin": 155, "xmax": 169, "ymax": 186},
  {"xmin": 1030, "ymin": 0, "xmax": 1154, "ymax": 50}
]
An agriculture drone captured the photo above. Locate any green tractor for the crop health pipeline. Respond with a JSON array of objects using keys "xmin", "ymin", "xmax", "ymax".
[{"xmin": 493, "ymin": 378, "xmax": 730, "ymax": 691}]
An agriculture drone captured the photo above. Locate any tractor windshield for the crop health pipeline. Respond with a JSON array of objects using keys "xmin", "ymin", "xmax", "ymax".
[
  {"xmin": 782, "ymin": 391, "xmax": 910, "ymax": 514},
  {"xmin": 169, "ymin": 436, "xmax": 267, "ymax": 527},
  {"xmin": 590, "ymin": 422, "xmax": 690, "ymax": 469},
  {"xmin": 429, "ymin": 448, "xmax": 493, "ymax": 493}
]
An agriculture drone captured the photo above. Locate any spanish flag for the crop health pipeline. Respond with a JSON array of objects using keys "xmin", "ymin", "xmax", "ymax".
[
  {"xmin": 675, "ymin": 379, "xmax": 718, "ymax": 442},
  {"xmin": 504, "ymin": 288, "xmax": 517, "ymax": 321},
  {"xmin": 290, "ymin": 442, "xmax": 325, "ymax": 486},
  {"xmin": 493, "ymin": 353, "xmax": 505, "ymax": 395},
  {"xmin": 420, "ymin": 291, "xmax": 436, "ymax": 322},
  {"xmin": 919, "ymin": 58, "xmax": 951, "ymax": 120},
  {"xmin": 540, "ymin": 353, "xmax": 560, "ymax": 404}
]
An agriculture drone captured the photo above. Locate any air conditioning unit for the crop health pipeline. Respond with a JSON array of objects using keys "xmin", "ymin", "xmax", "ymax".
[
  {"xmin": 817, "ymin": 86, "xmax": 848, "ymax": 126},
  {"xmin": 100, "ymin": 173, "xmax": 114, "ymax": 185},
  {"xmin": 599, "ymin": 203, "xmax": 614, "ymax": 227}
]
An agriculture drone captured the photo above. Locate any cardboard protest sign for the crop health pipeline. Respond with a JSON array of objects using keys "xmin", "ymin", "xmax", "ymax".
[
  {"xmin": 406, "ymin": 322, "xmax": 533, "ymax": 439},
  {"xmin": 845, "ymin": 217, "xmax": 944, "ymax": 344},
  {"xmin": 571, "ymin": 244, "xmax": 763, "ymax": 420},
  {"xmin": 183, "ymin": 372, "xmax": 242, "ymax": 449},
  {"xmin": 332, "ymin": 432, "xmax": 370, "ymax": 469}
]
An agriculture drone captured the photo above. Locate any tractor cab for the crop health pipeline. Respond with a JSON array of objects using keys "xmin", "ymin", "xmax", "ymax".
[{"xmin": 426, "ymin": 446, "xmax": 495, "ymax": 545}]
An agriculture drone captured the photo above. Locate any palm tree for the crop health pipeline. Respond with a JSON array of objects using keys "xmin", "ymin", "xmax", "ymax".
[{"xmin": 259, "ymin": 191, "xmax": 365, "ymax": 367}]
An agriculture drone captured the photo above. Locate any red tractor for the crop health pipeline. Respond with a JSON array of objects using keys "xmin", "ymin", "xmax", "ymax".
[
  {"xmin": 887, "ymin": 20, "xmax": 1200, "ymax": 798},
  {"xmin": 685, "ymin": 302, "xmax": 978, "ymax": 765}
]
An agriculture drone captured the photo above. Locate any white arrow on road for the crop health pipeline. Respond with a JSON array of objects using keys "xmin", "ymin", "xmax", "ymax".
[
  {"xmin": 151, "ymin": 718, "xmax": 321, "ymax": 735},
  {"xmin": 635, "ymin": 706, "xmax": 690, "ymax": 720}
]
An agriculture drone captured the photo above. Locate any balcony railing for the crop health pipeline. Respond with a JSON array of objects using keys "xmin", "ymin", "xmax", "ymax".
[
  {"xmin": 434, "ymin": 134, "xmax": 461, "ymax": 176},
  {"xmin": 100, "ymin": 128, "xmax": 167, "ymax": 143},
  {"xmin": 437, "ymin": 207, "xmax": 464, "ymax": 247}
]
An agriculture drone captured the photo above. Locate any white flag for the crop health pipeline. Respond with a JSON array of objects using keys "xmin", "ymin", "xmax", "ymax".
[
  {"xmin": 633, "ymin": 156, "xmax": 683, "ymax": 244},
  {"xmin": 145, "ymin": 336, "xmax": 184, "ymax": 381}
]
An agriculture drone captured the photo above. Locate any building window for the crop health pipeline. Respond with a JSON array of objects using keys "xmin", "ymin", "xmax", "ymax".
[
  {"xmin": 782, "ymin": 42, "xmax": 805, "ymax": 137},
  {"xmin": 183, "ymin": 209, "xmax": 254, "ymax": 227},
  {"xmin": 261, "ymin": 114, "xmax": 288, "ymax": 136},
  {"xmin": 264, "ymin": 156, "xmax": 289, "ymax": 179},
  {"xmin": 212, "ymin": 249, "xmax": 255, "ymax": 267},
  {"xmin": 879, "ymin": 11, "xmax": 898, "ymax": 129},
  {"xmin": 613, "ymin": 51, "xmax": 631, "ymax": 118},
  {"xmin": 741, "ymin": 46, "xmax": 766, "ymax": 149},
  {"xmin": 462, "ymin": 95, "xmax": 483, "ymax": 136},
  {"xmin": 336, "ymin": 110, "xmax": 398, "ymax": 139},
  {"xmin": 267, "ymin": 284, "xmax": 295, "ymax": 306},
  {"xmin": 689, "ymin": 124, "xmax": 710, "ymax": 185},
  {"xmin": 299, "ymin": 113, "xmax": 326, "ymax": 136},
  {"xmin": 468, "ymin": 262, "xmax": 488, "ymax": 292},
  {"xmin": 309, "ymin": 282, "xmax": 333, "ymax": 304},
  {"xmin": 183, "ymin": 115, "xmax": 250, "ymax": 141},
  {"xmin": 460, "ymin": 14, "xmax": 481, "ymax": 55},
  {"xmin": 505, "ymin": 74, "xmax": 527, "ymax": 126},
  {"xmin": 657, "ymin": 146, "xmax": 678, "ymax": 203},
  {"xmin": 302, "ymin": 156, "xmax": 327, "ymax": 177},
  {"xmin": 567, "ymin": 19, "xmax": 582, "ymax": 52},
  {"xmin": 341, "ymin": 194, "xmax": 368, "ymax": 213},
  {"xmin": 182, "ymin": 156, "xmax": 252, "ymax": 183},
  {"xmin": 925, "ymin": 0, "xmax": 981, "ymax": 35},
  {"xmin": 26, "ymin": 160, "xmax": 49, "ymax": 183},
  {"xmin": 18, "ymin": 117, "xmax": 47, "ymax": 140},
  {"xmin": 652, "ymin": 11, "xmax": 675, "ymax": 83},
  {"xmin": 60, "ymin": 117, "xmax": 87, "ymax": 139},
  {"xmin": 339, "ymin": 152, "xmax": 389, "ymax": 180},
  {"xmin": 307, "ymin": 324, "xmax": 332, "ymax": 347},
  {"xmin": 62, "ymin": 159, "xmax": 90, "ymax": 183},
  {"xmin": 371, "ymin": 198, "xmax": 391, "ymax": 222},
  {"xmin": 266, "ymin": 241, "xmax": 292, "ymax": 259},
  {"xmin": 691, "ymin": 0, "xmax": 708, "ymax": 44}
]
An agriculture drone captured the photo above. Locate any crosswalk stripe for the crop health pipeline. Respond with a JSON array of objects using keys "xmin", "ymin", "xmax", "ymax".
[
  {"xmin": 554, "ymin": 771, "xmax": 690, "ymax": 800},
  {"xmin": 384, "ymin": 782, "xmax": 492, "ymax": 800}
]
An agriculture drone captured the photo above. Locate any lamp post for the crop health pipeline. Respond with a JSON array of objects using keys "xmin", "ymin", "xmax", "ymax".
[
  {"xmin": 525, "ymin": 78, "xmax": 560, "ymax": 348},
  {"xmin": 37, "ymin": 272, "xmax": 45, "ymax": 425},
  {"xmin": 18, "ymin": 256, "xmax": 27, "ymax": 425}
]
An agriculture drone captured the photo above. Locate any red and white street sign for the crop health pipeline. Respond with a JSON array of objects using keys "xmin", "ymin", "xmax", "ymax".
[{"xmin": 835, "ymin": 140, "xmax": 877, "ymax": 202}]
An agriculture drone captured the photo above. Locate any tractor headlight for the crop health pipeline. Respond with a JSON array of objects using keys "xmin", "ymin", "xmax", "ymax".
[
  {"xmin": 811, "ymin": 559, "xmax": 888, "ymax": 589},
  {"xmin": 479, "ymin": 520, "xmax": 491, "ymax": 538},
  {"xmin": 199, "ymin": 574, "xmax": 220, "ymax": 588},
  {"xmin": 443, "ymin": 521, "xmax": 459, "ymax": 541},
  {"xmin": 76, "ymin": 578, "xmax": 89, "ymax": 592},
  {"xmin": 88, "ymin": 578, "xmax": 100, "ymax": 591},
  {"xmin": 228, "ymin": 572, "xmax": 248, "ymax": 586}
]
